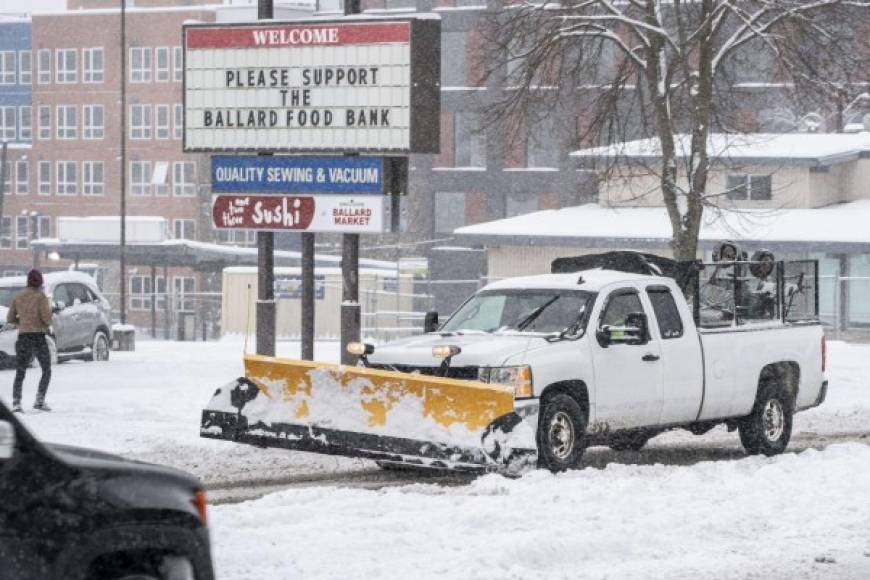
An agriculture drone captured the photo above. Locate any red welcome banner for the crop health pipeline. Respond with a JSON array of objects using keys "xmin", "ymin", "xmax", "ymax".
[{"xmin": 185, "ymin": 22, "xmax": 410, "ymax": 50}]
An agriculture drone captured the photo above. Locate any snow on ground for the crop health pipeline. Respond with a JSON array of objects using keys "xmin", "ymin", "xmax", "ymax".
[
  {"xmin": 0, "ymin": 337, "xmax": 371, "ymax": 485},
  {"xmin": 1, "ymin": 338, "xmax": 869, "ymax": 579},
  {"xmin": 212, "ymin": 443, "xmax": 870, "ymax": 580}
]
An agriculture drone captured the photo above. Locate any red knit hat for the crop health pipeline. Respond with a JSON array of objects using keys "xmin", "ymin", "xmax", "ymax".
[{"xmin": 26, "ymin": 269, "xmax": 43, "ymax": 288}]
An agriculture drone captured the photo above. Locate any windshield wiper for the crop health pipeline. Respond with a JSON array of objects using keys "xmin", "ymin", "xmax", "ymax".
[{"xmin": 516, "ymin": 296, "xmax": 559, "ymax": 331}]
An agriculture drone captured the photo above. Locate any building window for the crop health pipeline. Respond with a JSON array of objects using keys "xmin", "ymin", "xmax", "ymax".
[
  {"xmin": 83, "ymin": 47, "xmax": 103, "ymax": 83},
  {"xmin": 0, "ymin": 51, "xmax": 15, "ymax": 84},
  {"xmin": 15, "ymin": 216, "xmax": 29, "ymax": 249},
  {"xmin": 505, "ymin": 194, "xmax": 538, "ymax": 218},
  {"xmin": 131, "ymin": 161, "xmax": 151, "ymax": 196},
  {"xmin": 173, "ymin": 276, "xmax": 196, "ymax": 311},
  {"xmin": 131, "ymin": 104, "xmax": 152, "ymax": 139},
  {"xmin": 56, "ymin": 161, "xmax": 77, "ymax": 195},
  {"xmin": 0, "ymin": 216, "xmax": 10, "ymax": 249},
  {"xmin": 15, "ymin": 161, "xmax": 27, "ymax": 195},
  {"xmin": 0, "ymin": 107, "xmax": 15, "ymax": 140},
  {"xmin": 39, "ymin": 161, "xmax": 50, "ymax": 195},
  {"xmin": 38, "ymin": 106, "xmax": 50, "ymax": 140},
  {"xmin": 434, "ymin": 191, "xmax": 466, "ymax": 234},
  {"xmin": 526, "ymin": 117, "xmax": 559, "ymax": 168},
  {"xmin": 37, "ymin": 49, "xmax": 50, "ymax": 84},
  {"xmin": 454, "ymin": 113, "xmax": 486, "ymax": 167},
  {"xmin": 19, "ymin": 106, "xmax": 31, "ymax": 141},
  {"xmin": 726, "ymin": 174, "xmax": 772, "ymax": 201},
  {"xmin": 173, "ymin": 162, "xmax": 196, "ymax": 196},
  {"xmin": 156, "ymin": 47, "xmax": 169, "ymax": 82},
  {"xmin": 56, "ymin": 105, "xmax": 77, "ymax": 139},
  {"xmin": 384, "ymin": 0, "xmax": 416, "ymax": 9},
  {"xmin": 18, "ymin": 50, "xmax": 31, "ymax": 85},
  {"xmin": 441, "ymin": 33, "xmax": 467, "ymax": 88},
  {"xmin": 217, "ymin": 229, "xmax": 256, "ymax": 246},
  {"xmin": 173, "ymin": 104, "xmax": 183, "ymax": 139},
  {"xmin": 129, "ymin": 275, "xmax": 166, "ymax": 311},
  {"xmin": 55, "ymin": 49, "xmax": 77, "ymax": 83},
  {"xmin": 174, "ymin": 219, "xmax": 196, "ymax": 240},
  {"xmin": 83, "ymin": 161, "xmax": 104, "ymax": 195},
  {"xmin": 35, "ymin": 216, "xmax": 50, "ymax": 239},
  {"xmin": 173, "ymin": 46, "xmax": 183, "ymax": 82},
  {"xmin": 153, "ymin": 161, "xmax": 169, "ymax": 196},
  {"xmin": 156, "ymin": 104, "xmax": 170, "ymax": 139},
  {"xmin": 83, "ymin": 105, "xmax": 104, "ymax": 139},
  {"xmin": 130, "ymin": 47, "xmax": 152, "ymax": 82}
]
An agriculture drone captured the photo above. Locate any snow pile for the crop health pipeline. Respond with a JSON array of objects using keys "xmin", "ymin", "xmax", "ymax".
[{"xmin": 212, "ymin": 442, "xmax": 870, "ymax": 580}]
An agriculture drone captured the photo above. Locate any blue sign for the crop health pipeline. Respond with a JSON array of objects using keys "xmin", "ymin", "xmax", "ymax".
[
  {"xmin": 275, "ymin": 276, "xmax": 325, "ymax": 300},
  {"xmin": 211, "ymin": 155, "xmax": 383, "ymax": 194}
]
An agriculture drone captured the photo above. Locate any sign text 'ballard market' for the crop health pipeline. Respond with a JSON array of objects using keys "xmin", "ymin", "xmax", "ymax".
[{"xmin": 183, "ymin": 19, "xmax": 440, "ymax": 153}]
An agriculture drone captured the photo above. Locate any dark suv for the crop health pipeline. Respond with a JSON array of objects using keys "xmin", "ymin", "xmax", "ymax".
[{"xmin": 0, "ymin": 401, "xmax": 214, "ymax": 580}]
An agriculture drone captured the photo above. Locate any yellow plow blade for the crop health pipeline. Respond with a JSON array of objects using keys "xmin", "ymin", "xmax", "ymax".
[{"xmin": 201, "ymin": 355, "xmax": 538, "ymax": 472}]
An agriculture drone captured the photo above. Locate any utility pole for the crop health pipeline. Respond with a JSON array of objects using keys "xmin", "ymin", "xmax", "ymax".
[
  {"xmin": 340, "ymin": 0, "xmax": 362, "ymax": 365},
  {"xmin": 119, "ymin": 0, "xmax": 128, "ymax": 324},
  {"xmin": 0, "ymin": 142, "xmax": 7, "ymax": 249},
  {"xmin": 256, "ymin": 0, "xmax": 276, "ymax": 357}
]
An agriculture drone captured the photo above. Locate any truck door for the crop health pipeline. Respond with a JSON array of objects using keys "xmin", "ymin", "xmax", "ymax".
[
  {"xmin": 645, "ymin": 285, "xmax": 704, "ymax": 424},
  {"xmin": 591, "ymin": 288, "xmax": 664, "ymax": 429}
]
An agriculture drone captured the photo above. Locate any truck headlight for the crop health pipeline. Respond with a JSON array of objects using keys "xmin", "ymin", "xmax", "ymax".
[{"xmin": 479, "ymin": 365, "xmax": 533, "ymax": 399}]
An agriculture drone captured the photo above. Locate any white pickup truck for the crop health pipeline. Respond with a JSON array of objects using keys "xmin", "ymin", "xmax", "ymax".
[{"xmin": 364, "ymin": 252, "xmax": 827, "ymax": 471}]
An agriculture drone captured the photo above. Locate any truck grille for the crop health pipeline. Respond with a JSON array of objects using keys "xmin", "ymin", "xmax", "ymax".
[{"xmin": 369, "ymin": 364, "xmax": 480, "ymax": 381}]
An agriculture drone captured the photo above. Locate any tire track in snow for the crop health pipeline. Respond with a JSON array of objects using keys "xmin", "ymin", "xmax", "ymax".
[{"xmin": 207, "ymin": 429, "xmax": 870, "ymax": 505}]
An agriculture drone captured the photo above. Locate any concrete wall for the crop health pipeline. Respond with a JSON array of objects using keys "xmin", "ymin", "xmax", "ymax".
[{"xmin": 222, "ymin": 267, "xmax": 415, "ymax": 339}]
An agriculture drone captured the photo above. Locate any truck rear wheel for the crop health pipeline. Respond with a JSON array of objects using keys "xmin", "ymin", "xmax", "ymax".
[
  {"xmin": 537, "ymin": 393, "xmax": 586, "ymax": 472},
  {"xmin": 738, "ymin": 387, "xmax": 793, "ymax": 456}
]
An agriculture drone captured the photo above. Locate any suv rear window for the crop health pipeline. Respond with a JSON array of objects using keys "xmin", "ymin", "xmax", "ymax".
[{"xmin": 0, "ymin": 286, "xmax": 24, "ymax": 308}]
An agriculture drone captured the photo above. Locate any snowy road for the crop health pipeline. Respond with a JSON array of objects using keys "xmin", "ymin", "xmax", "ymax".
[{"xmin": 2, "ymin": 338, "xmax": 869, "ymax": 579}]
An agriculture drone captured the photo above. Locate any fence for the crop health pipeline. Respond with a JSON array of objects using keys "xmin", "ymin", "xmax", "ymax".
[
  {"xmin": 819, "ymin": 275, "xmax": 870, "ymax": 339},
  {"xmin": 104, "ymin": 291, "xmax": 223, "ymax": 341}
]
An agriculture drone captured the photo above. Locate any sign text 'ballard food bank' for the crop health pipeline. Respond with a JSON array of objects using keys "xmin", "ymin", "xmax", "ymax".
[{"xmin": 182, "ymin": 19, "xmax": 440, "ymax": 153}]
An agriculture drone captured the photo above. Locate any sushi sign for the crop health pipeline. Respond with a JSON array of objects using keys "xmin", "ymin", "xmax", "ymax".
[{"xmin": 182, "ymin": 18, "xmax": 440, "ymax": 153}]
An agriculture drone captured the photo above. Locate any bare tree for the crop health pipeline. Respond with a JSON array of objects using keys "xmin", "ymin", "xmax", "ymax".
[{"xmin": 484, "ymin": 0, "xmax": 870, "ymax": 260}]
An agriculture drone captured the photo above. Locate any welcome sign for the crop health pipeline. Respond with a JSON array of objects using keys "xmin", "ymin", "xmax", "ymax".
[{"xmin": 183, "ymin": 18, "xmax": 440, "ymax": 153}]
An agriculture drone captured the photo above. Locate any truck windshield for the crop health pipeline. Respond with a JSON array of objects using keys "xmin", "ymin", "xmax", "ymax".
[
  {"xmin": 440, "ymin": 289, "xmax": 593, "ymax": 334},
  {"xmin": 0, "ymin": 286, "xmax": 24, "ymax": 308}
]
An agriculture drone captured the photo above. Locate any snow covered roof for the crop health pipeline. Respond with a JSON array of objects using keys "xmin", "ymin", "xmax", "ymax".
[
  {"xmin": 454, "ymin": 200, "xmax": 870, "ymax": 253},
  {"xmin": 571, "ymin": 132, "xmax": 870, "ymax": 168}
]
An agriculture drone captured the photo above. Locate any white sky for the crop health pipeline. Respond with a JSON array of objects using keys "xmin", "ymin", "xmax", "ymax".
[{"xmin": 0, "ymin": 0, "xmax": 66, "ymax": 14}]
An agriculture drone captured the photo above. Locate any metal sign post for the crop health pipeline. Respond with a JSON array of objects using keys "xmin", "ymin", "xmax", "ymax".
[{"xmin": 256, "ymin": 0, "xmax": 276, "ymax": 357}]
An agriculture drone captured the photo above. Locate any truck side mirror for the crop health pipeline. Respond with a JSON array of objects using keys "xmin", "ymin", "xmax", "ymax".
[
  {"xmin": 0, "ymin": 420, "xmax": 16, "ymax": 460},
  {"xmin": 52, "ymin": 301, "xmax": 65, "ymax": 313},
  {"xmin": 597, "ymin": 312, "xmax": 648, "ymax": 347},
  {"xmin": 424, "ymin": 311, "xmax": 439, "ymax": 333}
]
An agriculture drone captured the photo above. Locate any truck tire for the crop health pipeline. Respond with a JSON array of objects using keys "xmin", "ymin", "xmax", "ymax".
[
  {"xmin": 738, "ymin": 386, "xmax": 793, "ymax": 456},
  {"xmin": 609, "ymin": 431, "xmax": 650, "ymax": 452},
  {"xmin": 537, "ymin": 393, "xmax": 587, "ymax": 472}
]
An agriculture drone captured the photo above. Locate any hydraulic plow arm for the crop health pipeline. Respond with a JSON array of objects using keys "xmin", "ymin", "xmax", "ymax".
[{"xmin": 201, "ymin": 355, "xmax": 538, "ymax": 473}]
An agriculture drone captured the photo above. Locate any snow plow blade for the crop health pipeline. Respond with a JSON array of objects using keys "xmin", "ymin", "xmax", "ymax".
[{"xmin": 200, "ymin": 355, "xmax": 537, "ymax": 473}]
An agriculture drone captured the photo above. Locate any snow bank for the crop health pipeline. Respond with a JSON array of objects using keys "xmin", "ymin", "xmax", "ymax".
[{"xmin": 212, "ymin": 442, "xmax": 870, "ymax": 580}]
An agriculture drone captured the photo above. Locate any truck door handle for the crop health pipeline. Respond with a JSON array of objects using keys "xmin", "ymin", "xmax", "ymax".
[{"xmin": 642, "ymin": 354, "xmax": 660, "ymax": 362}]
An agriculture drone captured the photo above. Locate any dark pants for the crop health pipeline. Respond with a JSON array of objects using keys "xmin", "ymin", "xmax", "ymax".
[{"xmin": 12, "ymin": 333, "xmax": 51, "ymax": 406}]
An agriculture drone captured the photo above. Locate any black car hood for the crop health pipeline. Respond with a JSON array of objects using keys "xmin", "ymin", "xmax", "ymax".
[{"xmin": 46, "ymin": 443, "xmax": 201, "ymax": 488}]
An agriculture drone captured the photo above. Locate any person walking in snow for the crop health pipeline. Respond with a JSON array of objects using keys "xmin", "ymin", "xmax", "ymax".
[{"xmin": 7, "ymin": 269, "xmax": 53, "ymax": 413}]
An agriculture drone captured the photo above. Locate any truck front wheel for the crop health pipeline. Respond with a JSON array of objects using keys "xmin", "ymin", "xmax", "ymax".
[
  {"xmin": 738, "ymin": 387, "xmax": 793, "ymax": 456},
  {"xmin": 537, "ymin": 393, "xmax": 587, "ymax": 472}
]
